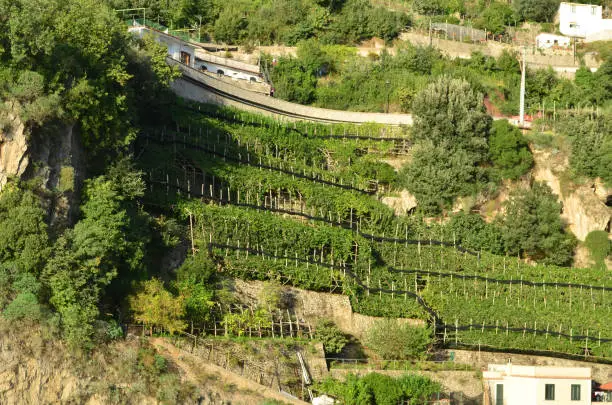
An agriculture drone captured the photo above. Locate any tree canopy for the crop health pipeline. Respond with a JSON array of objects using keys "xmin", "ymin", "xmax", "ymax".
[
  {"xmin": 399, "ymin": 77, "xmax": 492, "ymax": 213},
  {"xmin": 500, "ymin": 182, "xmax": 575, "ymax": 266}
]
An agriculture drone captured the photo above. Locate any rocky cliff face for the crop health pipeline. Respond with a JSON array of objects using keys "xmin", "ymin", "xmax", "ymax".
[
  {"xmin": 0, "ymin": 108, "xmax": 84, "ymax": 229},
  {"xmin": 0, "ymin": 323, "xmax": 181, "ymax": 405},
  {"xmin": 531, "ymin": 148, "xmax": 611, "ymax": 241},
  {"xmin": 0, "ymin": 113, "xmax": 29, "ymax": 191}
]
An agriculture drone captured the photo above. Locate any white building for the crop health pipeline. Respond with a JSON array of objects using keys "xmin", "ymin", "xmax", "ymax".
[
  {"xmin": 535, "ymin": 33, "xmax": 571, "ymax": 49},
  {"xmin": 559, "ymin": 2, "xmax": 612, "ymax": 41},
  {"xmin": 196, "ymin": 51, "xmax": 263, "ymax": 83},
  {"xmin": 483, "ymin": 362, "xmax": 592, "ymax": 405},
  {"xmin": 128, "ymin": 24, "xmax": 196, "ymax": 68}
]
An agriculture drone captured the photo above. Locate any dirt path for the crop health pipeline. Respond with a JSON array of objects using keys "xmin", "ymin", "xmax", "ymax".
[{"xmin": 150, "ymin": 338, "xmax": 307, "ymax": 405}]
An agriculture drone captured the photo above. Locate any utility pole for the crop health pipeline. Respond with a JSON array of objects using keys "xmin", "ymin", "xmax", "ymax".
[
  {"xmin": 519, "ymin": 46, "xmax": 526, "ymax": 127},
  {"xmin": 385, "ymin": 80, "xmax": 391, "ymax": 113},
  {"xmin": 197, "ymin": 15, "xmax": 202, "ymax": 43}
]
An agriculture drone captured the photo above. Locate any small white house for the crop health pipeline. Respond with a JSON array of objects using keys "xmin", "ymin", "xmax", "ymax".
[
  {"xmin": 536, "ymin": 33, "xmax": 571, "ymax": 49},
  {"xmin": 483, "ymin": 362, "xmax": 592, "ymax": 405},
  {"xmin": 559, "ymin": 2, "xmax": 612, "ymax": 41},
  {"xmin": 128, "ymin": 24, "xmax": 196, "ymax": 68}
]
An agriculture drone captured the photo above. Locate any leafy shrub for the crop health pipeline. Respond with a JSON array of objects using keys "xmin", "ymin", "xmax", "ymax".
[
  {"xmin": 258, "ymin": 280, "xmax": 284, "ymax": 310},
  {"xmin": 352, "ymin": 159, "xmax": 397, "ymax": 185},
  {"xmin": 222, "ymin": 308, "xmax": 272, "ymax": 336},
  {"xmin": 316, "ymin": 372, "xmax": 441, "ymax": 405},
  {"xmin": 489, "ymin": 120, "xmax": 533, "ymax": 180},
  {"xmin": 447, "ymin": 212, "xmax": 505, "ymax": 254},
  {"xmin": 3, "ymin": 292, "xmax": 42, "ymax": 321},
  {"xmin": 315, "ymin": 319, "xmax": 348, "ymax": 355},
  {"xmin": 584, "ymin": 230, "xmax": 610, "ymax": 270},
  {"xmin": 365, "ymin": 320, "xmax": 432, "ymax": 360}
]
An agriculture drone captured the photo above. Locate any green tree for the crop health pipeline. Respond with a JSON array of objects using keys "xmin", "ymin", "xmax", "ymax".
[
  {"xmin": 0, "ymin": 184, "xmax": 50, "ymax": 274},
  {"xmin": 44, "ymin": 165, "xmax": 151, "ymax": 348},
  {"xmin": 213, "ymin": 6, "xmax": 248, "ymax": 43},
  {"xmin": 558, "ymin": 114, "xmax": 612, "ymax": 185},
  {"xmin": 175, "ymin": 255, "xmax": 216, "ymax": 329},
  {"xmin": 499, "ymin": 182, "xmax": 575, "ymax": 266},
  {"xmin": 399, "ymin": 141, "xmax": 486, "ymax": 213},
  {"xmin": 271, "ymin": 58, "xmax": 318, "ymax": 104},
  {"xmin": 412, "ymin": 0, "xmax": 448, "ymax": 15},
  {"xmin": 365, "ymin": 320, "xmax": 431, "ymax": 360},
  {"xmin": 489, "ymin": 119, "xmax": 533, "ymax": 180},
  {"xmin": 400, "ymin": 77, "xmax": 492, "ymax": 213},
  {"xmin": 448, "ymin": 212, "xmax": 505, "ymax": 254},
  {"xmin": 411, "ymin": 76, "xmax": 491, "ymax": 159},
  {"xmin": 592, "ymin": 56, "xmax": 612, "ymax": 105},
  {"xmin": 514, "ymin": 0, "xmax": 560, "ymax": 22},
  {"xmin": 130, "ymin": 279, "xmax": 187, "ymax": 335},
  {"xmin": 475, "ymin": 2, "xmax": 515, "ymax": 35}
]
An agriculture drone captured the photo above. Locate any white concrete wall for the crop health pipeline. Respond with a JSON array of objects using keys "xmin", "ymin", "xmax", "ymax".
[
  {"xmin": 485, "ymin": 364, "xmax": 592, "ymax": 405},
  {"xmin": 559, "ymin": 2, "xmax": 607, "ymax": 38},
  {"xmin": 128, "ymin": 26, "xmax": 195, "ymax": 68},
  {"xmin": 586, "ymin": 28, "xmax": 612, "ymax": 42},
  {"xmin": 536, "ymin": 34, "xmax": 571, "ymax": 49},
  {"xmin": 199, "ymin": 61, "xmax": 261, "ymax": 83},
  {"xmin": 534, "ymin": 379, "xmax": 590, "ymax": 405}
]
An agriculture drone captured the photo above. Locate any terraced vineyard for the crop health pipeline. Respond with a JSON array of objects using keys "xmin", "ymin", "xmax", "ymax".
[{"xmin": 137, "ymin": 102, "xmax": 612, "ymax": 360}]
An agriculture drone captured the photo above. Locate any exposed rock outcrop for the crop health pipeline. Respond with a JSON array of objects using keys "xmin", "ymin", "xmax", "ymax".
[
  {"xmin": 0, "ymin": 106, "xmax": 85, "ymax": 229},
  {"xmin": 531, "ymin": 148, "xmax": 611, "ymax": 241},
  {"xmin": 0, "ymin": 114, "xmax": 29, "ymax": 191},
  {"xmin": 381, "ymin": 190, "xmax": 418, "ymax": 215}
]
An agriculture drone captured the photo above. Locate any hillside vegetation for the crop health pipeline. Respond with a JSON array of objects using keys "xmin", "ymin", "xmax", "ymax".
[
  {"xmin": 0, "ymin": 3, "xmax": 610, "ymax": 404},
  {"xmin": 268, "ymin": 40, "xmax": 612, "ymax": 114}
]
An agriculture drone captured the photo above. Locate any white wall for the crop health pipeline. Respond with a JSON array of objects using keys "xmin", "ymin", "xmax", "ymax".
[
  {"xmin": 485, "ymin": 364, "xmax": 592, "ymax": 405},
  {"xmin": 199, "ymin": 61, "xmax": 261, "ymax": 83},
  {"xmin": 128, "ymin": 26, "xmax": 195, "ymax": 68},
  {"xmin": 536, "ymin": 34, "xmax": 571, "ymax": 48},
  {"xmin": 559, "ymin": 2, "xmax": 609, "ymax": 38},
  {"xmin": 534, "ymin": 379, "xmax": 590, "ymax": 405}
]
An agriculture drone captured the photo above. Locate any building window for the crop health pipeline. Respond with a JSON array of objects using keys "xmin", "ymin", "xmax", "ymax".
[
  {"xmin": 591, "ymin": 6, "xmax": 597, "ymax": 15},
  {"xmin": 180, "ymin": 51, "xmax": 191, "ymax": 66},
  {"xmin": 571, "ymin": 384, "xmax": 581, "ymax": 401},
  {"xmin": 496, "ymin": 384, "xmax": 504, "ymax": 405},
  {"xmin": 545, "ymin": 384, "xmax": 555, "ymax": 401},
  {"xmin": 571, "ymin": 5, "xmax": 576, "ymax": 12}
]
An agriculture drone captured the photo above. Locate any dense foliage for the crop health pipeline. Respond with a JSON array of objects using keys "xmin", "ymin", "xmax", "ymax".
[
  {"xmin": 269, "ymin": 40, "xmax": 612, "ymax": 116},
  {"xmin": 316, "ymin": 373, "xmax": 442, "ymax": 405},
  {"xmin": 398, "ymin": 77, "xmax": 491, "ymax": 213},
  {"xmin": 0, "ymin": 0, "xmax": 179, "ymax": 161},
  {"xmin": 489, "ymin": 120, "xmax": 533, "ymax": 180},
  {"xmin": 315, "ymin": 319, "xmax": 349, "ymax": 355},
  {"xmin": 584, "ymin": 231, "xmax": 611, "ymax": 271},
  {"xmin": 0, "ymin": 0, "xmax": 180, "ymax": 349},
  {"xmin": 500, "ymin": 182, "xmax": 576, "ymax": 266},
  {"xmin": 111, "ymin": 0, "xmax": 408, "ymax": 45},
  {"xmin": 555, "ymin": 113, "xmax": 612, "ymax": 186},
  {"xmin": 365, "ymin": 320, "xmax": 432, "ymax": 360}
]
